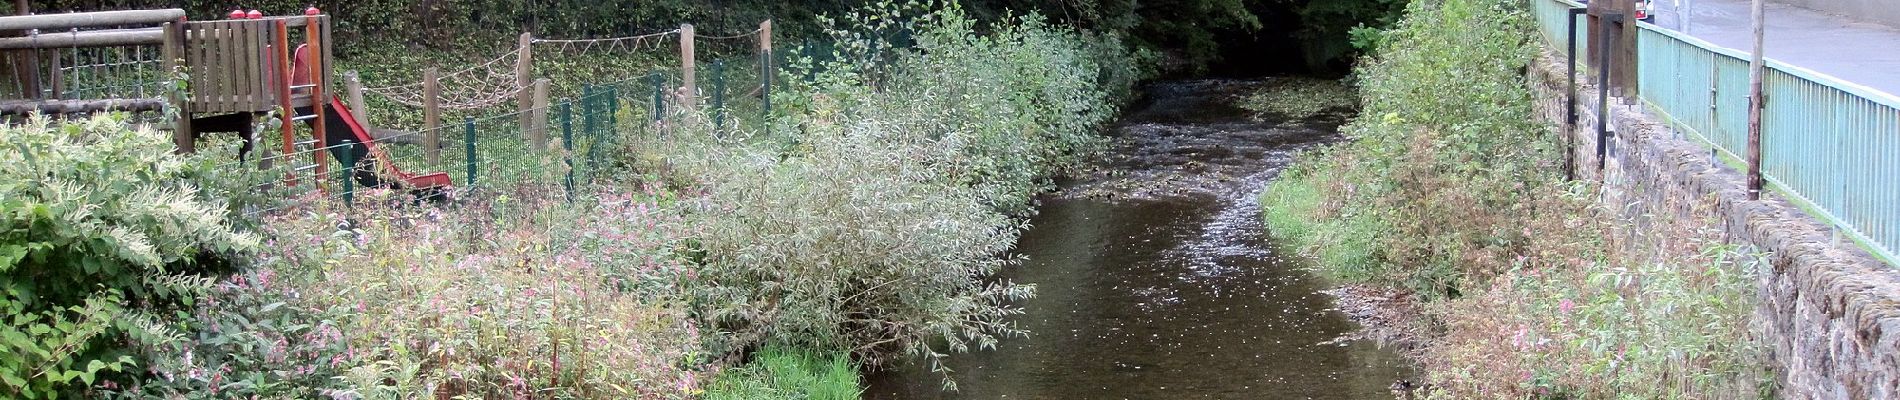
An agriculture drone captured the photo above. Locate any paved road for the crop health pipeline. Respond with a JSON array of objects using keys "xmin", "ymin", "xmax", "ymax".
[{"xmin": 1643, "ymin": 0, "xmax": 1900, "ymax": 96}]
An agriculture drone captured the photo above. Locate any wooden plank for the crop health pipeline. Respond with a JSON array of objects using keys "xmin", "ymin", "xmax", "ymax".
[
  {"xmin": 0, "ymin": 9, "xmax": 185, "ymax": 32},
  {"xmin": 321, "ymin": 16, "xmax": 332, "ymax": 90},
  {"xmin": 219, "ymin": 21, "xmax": 236, "ymax": 112},
  {"xmin": 0, "ymin": 28, "xmax": 163, "ymax": 49},
  {"xmin": 250, "ymin": 20, "xmax": 267, "ymax": 110},
  {"xmin": 233, "ymin": 21, "xmax": 251, "ymax": 110},
  {"xmin": 188, "ymin": 23, "xmax": 207, "ymax": 111}
]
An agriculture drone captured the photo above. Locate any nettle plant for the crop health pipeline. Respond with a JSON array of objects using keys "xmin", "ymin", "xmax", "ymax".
[{"xmin": 0, "ymin": 114, "xmax": 257, "ymax": 398}]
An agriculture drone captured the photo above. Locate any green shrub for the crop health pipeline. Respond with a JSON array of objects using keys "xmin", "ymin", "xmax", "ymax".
[
  {"xmin": 103, "ymin": 268, "xmax": 355, "ymax": 398},
  {"xmin": 0, "ymin": 115, "xmax": 257, "ymax": 398},
  {"xmin": 1261, "ymin": 0, "xmax": 1775, "ymax": 396},
  {"xmin": 1262, "ymin": 0, "xmax": 1553, "ymax": 299}
]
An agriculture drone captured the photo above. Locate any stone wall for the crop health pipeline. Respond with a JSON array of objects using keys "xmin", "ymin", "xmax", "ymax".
[{"xmin": 1527, "ymin": 52, "xmax": 1900, "ymax": 399}]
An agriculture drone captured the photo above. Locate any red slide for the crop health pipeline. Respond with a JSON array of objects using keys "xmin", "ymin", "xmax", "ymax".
[{"xmin": 325, "ymin": 95, "xmax": 453, "ymax": 189}]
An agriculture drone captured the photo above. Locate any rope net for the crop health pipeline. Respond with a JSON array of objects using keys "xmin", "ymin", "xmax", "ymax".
[{"xmin": 363, "ymin": 46, "xmax": 527, "ymax": 110}]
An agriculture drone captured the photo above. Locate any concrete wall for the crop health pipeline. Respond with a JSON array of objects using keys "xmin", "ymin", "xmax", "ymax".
[
  {"xmin": 1527, "ymin": 53, "xmax": 1900, "ymax": 399},
  {"xmin": 1778, "ymin": 0, "xmax": 1900, "ymax": 29}
]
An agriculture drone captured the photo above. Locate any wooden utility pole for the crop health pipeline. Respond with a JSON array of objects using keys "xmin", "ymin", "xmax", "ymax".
[{"xmin": 1746, "ymin": 0, "xmax": 1766, "ymax": 200}]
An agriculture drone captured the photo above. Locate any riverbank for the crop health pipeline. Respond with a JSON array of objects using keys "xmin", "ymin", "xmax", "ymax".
[{"xmin": 1257, "ymin": 0, "xmax": 1774, "ymax": 397}]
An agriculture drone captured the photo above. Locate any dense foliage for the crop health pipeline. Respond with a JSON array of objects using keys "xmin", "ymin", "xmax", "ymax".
[
  {"xmin": 30, "ymin": 0, "xmax": 1401, "ymax": 74},
  {"xmin": 1258, "ymin": 0, "xmax": 1774, "ymax": 397},
  {"xmin": 0, "ymin": 115, "xmax": 256, "ymax": 398},
  {"xmin": 621, "ymin": 1, "xmax": 1137, "ymax": 383}
]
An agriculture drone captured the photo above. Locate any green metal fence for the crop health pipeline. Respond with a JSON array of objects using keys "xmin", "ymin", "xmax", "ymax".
[
  {"xmin": 221, "ymin": 51, "xmax": 778, "ymax": 215},
  {"xmin": 1532, "ymin": 0, "xmax": 1900, "ymax": 266}
]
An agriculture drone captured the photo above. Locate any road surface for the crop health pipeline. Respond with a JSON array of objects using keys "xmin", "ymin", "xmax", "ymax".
[{"xmin": 1646, "ymin": 0, "xmax": 1900, "ymax": 96}]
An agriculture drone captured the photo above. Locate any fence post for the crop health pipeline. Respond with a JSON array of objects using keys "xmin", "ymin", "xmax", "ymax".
[
  {"xmin": 161, "ymin": 20, "xmax": 192, "ymax": 154},
  {"xmin": 1566, "ymin": 6, "xmax": 1585, "ymax": 181},
  {"xmin": 680, "ymin": 23, "xmax": 695, "ymax": 104},
  {"xmin": 562, "ymin": 100, "xmax": 575, "ymax": 201},
  {"xmin": 516, "ymin": 32, "xmax": 534, "ymax": 144},
  {"xmin": 582, "ymin": 85, "xmax": 595, "ymax": 180},
  {"xmin": 423, "ymin": 67, "xmax": 441, "ymax": 165},
  {"xmin": 1745, "ymin": 0, "xmax": 1766, "ymax": 200},
  {"xmin": 760, "ymin": 20, "xmax": 773, "ymax": 119},
  {"xmin": 340, "ymin": 139, "xmax": 354, "ymax": 206},
  {"xmin": 651, "ymin": 72, "xmax": 664, "ymax": 122},
  {"xmin": 345, "ymin": 71, "xmax": 368, "ymax": 130},
  {"xmin": 464, "ymin": 116, "xmax": 477, "ymax": 187},
  {"xmin": 532, "ymin": 78, "xmax": 551, "ymax": 151},
  {"xmin": 1596, "ymin": 13, "xmax": 1616, "ymax": 176},
  {"xmin": 712, "ymin": 59, "xmax": 726, "ymax": 131}
]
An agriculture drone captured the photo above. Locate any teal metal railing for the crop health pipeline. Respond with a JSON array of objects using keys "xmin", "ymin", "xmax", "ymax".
[{"xmin": 1531, "ymin": 0, "xmax": 1900, "ymax": 266}]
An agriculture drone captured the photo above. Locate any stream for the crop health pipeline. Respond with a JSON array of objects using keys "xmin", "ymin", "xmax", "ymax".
[{"xmin": 863, "ymin": 79, "xmax": 1413, "ymax": 399}]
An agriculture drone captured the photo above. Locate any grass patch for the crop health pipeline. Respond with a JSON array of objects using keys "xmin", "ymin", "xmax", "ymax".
[{"xmin": 703, "ymin": 347, "xmax": 862, "ymax": 400}]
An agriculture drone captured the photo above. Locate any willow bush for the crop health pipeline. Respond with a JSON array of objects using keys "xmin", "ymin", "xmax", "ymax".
[{"xmin": 624, "ymin": 0, "xmax": 1138, "ymax": 383}]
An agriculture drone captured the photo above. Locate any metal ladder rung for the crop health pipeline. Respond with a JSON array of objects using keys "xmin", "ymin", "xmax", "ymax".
[
  {"xmin": 290, "ymin": 114, "xmax": 319, "ymax": 122},
  {"xmin": 289, "ymin": 84, "xmax": 317, "ymax": 90},
  {"xmin": 292, "ymin": 164, "xmax": 319, "ymax": 172}
]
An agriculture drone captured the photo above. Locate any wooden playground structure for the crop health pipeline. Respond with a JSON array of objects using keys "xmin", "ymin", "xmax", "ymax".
[
  {"xmin": 0, "ymin": 7, "xmax": 460, "ymax": 190},
  {"xmin": 4, "ymin": 4, "xmax": 778, "ymax": 195}
]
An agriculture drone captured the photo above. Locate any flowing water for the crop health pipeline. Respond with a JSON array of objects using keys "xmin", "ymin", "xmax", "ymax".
[{"xmin": 863, "ymin": 80, "xmax": 1412, "ymax": 399}]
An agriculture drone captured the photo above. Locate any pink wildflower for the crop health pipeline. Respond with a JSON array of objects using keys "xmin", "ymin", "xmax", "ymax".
[{"xmin": 1558, "ymin": 298, "xmax": 1576, "ymax": 314}]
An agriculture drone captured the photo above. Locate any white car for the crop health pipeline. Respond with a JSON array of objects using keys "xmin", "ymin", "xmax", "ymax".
[{"xmin": 1577, "ymin": 0, "xmax": 1656, "ymax": 22}]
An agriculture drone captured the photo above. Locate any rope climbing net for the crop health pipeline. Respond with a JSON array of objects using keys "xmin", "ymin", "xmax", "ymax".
[
  {"xmin": 532, "ymin": 28, "xmax": 680, "ymax": 54},
  {"xmin": 362, "ymin": 46, "xmax": 527, "ymax": 110}
]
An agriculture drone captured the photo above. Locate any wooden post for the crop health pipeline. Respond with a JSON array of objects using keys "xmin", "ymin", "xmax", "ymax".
[
  {"xmin": 1746, "ymin": 0, "xmax": 1765, "ymax": 199},
  {"xmin": 163, "ymin": 20, "xmax": 192, "ymax": 154},
  {"xmin": 680, "ymin": 23, "xmax": 695, "ymax": 102},
  {"xmin": 344, "ymin": 70, "xmax": 368, "ymax": 130},
  {"xmin": 46, "ymin": 50, "xmax": 59, "ymax": 99},
  {"xmin": 516, "ymin": 32, "xmax": 532, "ymax": 139},
  {"xmin": 273, "ymin": 20, "xmax": 293, "ymax": 181},
  {"xmin": 531, "ymin": 78, "xmax": 550, "ymax": 150},
  {"xmin": 424, "ymin": 66, "xmax": 440, "ymax": 165},
  {"xmin": 305, "ymin": 14, "xmax": 328, "ymax": 188},
  {"xmin": 760, "ymin": 20, "xmax": 771, "ymax": 115}
]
